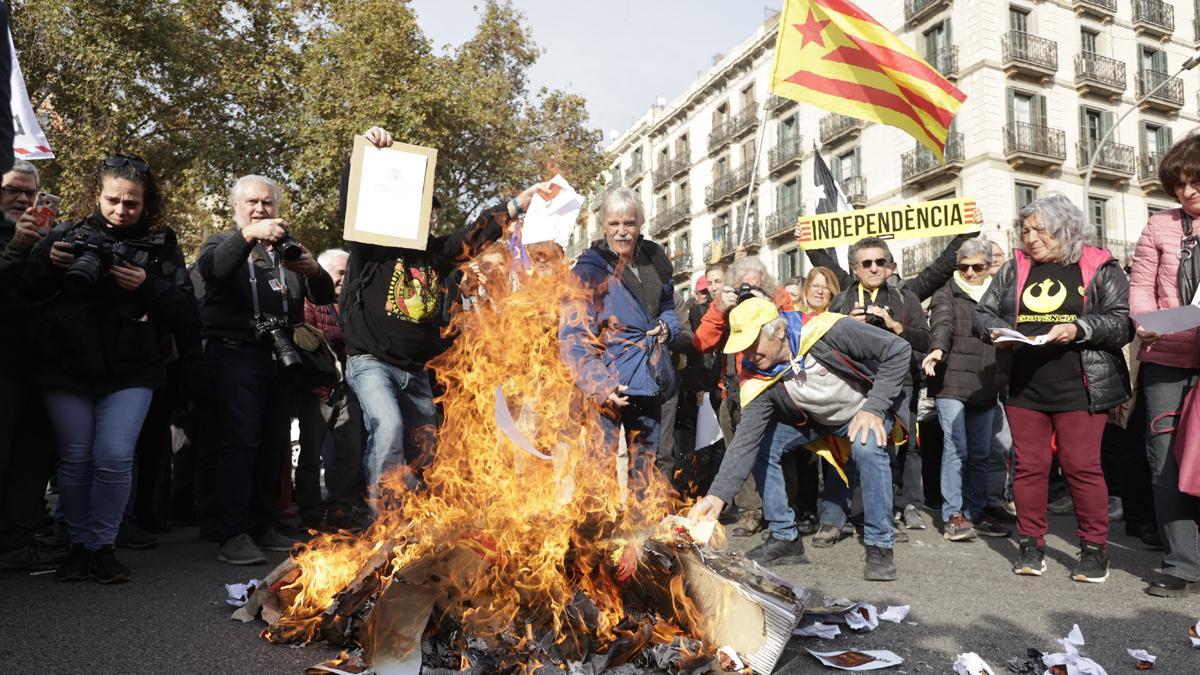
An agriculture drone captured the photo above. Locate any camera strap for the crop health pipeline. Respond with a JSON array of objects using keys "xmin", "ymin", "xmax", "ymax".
[{"xmin": 246, "ymin": 255, "xmax": 289, "ymax": 322}]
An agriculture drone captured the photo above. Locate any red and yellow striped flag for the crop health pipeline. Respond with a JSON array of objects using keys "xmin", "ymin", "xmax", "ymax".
[{"xmin": 770, "ymin": 0, "xmax": 966, "ymax": 158}]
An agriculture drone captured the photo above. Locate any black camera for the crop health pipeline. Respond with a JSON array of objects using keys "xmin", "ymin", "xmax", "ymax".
[
  {"xmin": 254, "ymin": 315, "xmax": 303, "ymax": 369},
  {"xmin": 735, "ymin": 283, "xmax": 762, "ymax": 303},
  {"xmin": 61, "ymin": 223, "xmax": 153, "ymax": 293},
  {"xmin": 276, "ymin": 232, "xmax": 303, "ymax": 262},
  {"xmin": 861, "ymin": 305, "xmax": 890, "ymax": 329}
]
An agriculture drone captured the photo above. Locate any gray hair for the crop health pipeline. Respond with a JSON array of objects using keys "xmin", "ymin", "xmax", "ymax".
[
  {"xmin": 760, "ymin": 315, "xmax": 788, "ymax": 340},
  {"xmin": 8, "ymin": 159, "xmax": 39, "ymax": 186},
  {"xmin": 317, "ymin": 248, "xmax": 349, "ymax": 271},
  {"xmin": 957, "ymin": 236, "xmax": 995, "ymax": 264},
  {"xmin": 229, "ymin": 174, "xmax": 281, "ymax": 208},
  {"xmin": 1014, "ymin": 193, "xmax": 1091, "ymax": 264},
  {"xmin": 600, "ymin": 187, "xmax": 644, "ymax": 226},
  {"xmin": 727, "ymin": 254, "xmax": 781, "ymax": 299},
  {"xmin": 848, "ymin": 236, "xmax": 895, "ymax": 266}
]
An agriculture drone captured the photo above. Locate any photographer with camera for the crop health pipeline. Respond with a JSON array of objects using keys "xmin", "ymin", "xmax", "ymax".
[
  {"xmin": 197, "ymin": 175, "xmax": 334, "ymax": 566},
  {"xmin": 19, "ymin": 155, "xmax": 197, "ymax": 584}
]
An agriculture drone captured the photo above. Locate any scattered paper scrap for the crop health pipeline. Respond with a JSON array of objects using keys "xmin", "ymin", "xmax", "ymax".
[
  {"xmin": 843, "ymin": 603, "xmax": 879, "ymax": 632},
  {"xmin": 1190, "ymin": 620, "xmax": 1200, "ymax": 648},
  {"xmin": 1042, "ymin": 625, "xmax": 1107, "ymax": 675},
  {"xmin": 717, "ymin": 646, "xmax": 745, "ymax": 671},
  {"xmin": 879, "ymin": 605, "xmax": 909, "ymax": 624},
  {"xmin": 794, "ymin": 621, "xmax": 841, "ymax": 639},
  {"xmin": 306, "ymin": 651, "xmax": 369, "ymax": 675},
  {"xmin": 224, "ymin": 579, "xmax": 261, "ymax": 607},
  {"xmin": 807, "ymin": 649, "xmax": 902, "ymax": 671},
  {"xmin": 1127, "ymin": 648, "xmax": 1155, "ymax": 670},
  {"xmin": 952, "ymin": 652, "xmax": 994, "ymax": 675}
]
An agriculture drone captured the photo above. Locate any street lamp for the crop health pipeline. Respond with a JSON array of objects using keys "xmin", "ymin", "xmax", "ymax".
[{"xmin": 1082, "ymin": 53, "xmax": 1200, "ymax": 206}]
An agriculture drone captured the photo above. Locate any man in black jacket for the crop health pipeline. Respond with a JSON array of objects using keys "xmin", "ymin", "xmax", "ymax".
[
  {"xmin": 339, "ymin": 127, "xmax": 542, "ymax": 510},
  {"xmin": 198, "ymin": 174, "xmax": 335, "ymax": 566},
  {"xmin": 688, "ymin": 298, "xmax": 910, "ymax": 581}
]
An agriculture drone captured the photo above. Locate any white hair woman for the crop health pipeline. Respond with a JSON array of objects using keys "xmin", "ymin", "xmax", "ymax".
[
  {"xmin": 922, "ymin": 237, "xmax": 1006, "ymax": 542},
  {"xmin": 974, "ymin": 194, "xmax": 1131, "ymax": 582}
]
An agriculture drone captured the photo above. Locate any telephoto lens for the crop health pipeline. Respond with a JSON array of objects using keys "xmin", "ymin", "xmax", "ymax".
[{"xmin": 278, "ymin": 234, "xmax": 303, "ymax": 262}]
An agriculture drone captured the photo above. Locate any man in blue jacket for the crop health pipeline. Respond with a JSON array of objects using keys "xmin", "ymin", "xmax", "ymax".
[{"xmin": 561, "ymin": 187, "xmax": 680, "ymax": 490}]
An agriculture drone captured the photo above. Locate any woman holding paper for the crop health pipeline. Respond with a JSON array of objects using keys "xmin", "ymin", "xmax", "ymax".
[
  {"xmin": 922, "ymin": 237, "xmax": 1006, "ymax": 542},
  {"xmin": 974, "ymin": 194, "xmax": 1130, "ymax": 584},
  {"xmin": 1129, "ymin": 135, "xmax": 1200, "ymax": 598}
]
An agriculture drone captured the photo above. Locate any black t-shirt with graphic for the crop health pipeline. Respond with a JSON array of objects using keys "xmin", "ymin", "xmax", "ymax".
[{"xmin": 1008, "ymin": 261, "xmax": 1089, "ymax": 411}]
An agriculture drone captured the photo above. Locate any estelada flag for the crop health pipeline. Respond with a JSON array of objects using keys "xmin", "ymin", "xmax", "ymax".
[{"xmin": 770, "ymin": 0, "xmax": 965, "ymax": 159}]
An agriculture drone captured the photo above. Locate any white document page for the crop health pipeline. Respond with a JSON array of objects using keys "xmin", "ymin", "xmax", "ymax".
[{"xmin": 352, "ymin": 148, "xmax": 428, "ymax": 239}]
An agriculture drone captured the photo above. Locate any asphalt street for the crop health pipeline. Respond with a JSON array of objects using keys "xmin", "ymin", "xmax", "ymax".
[{"xmin": 1, "ymin": 511, "xmax": 1197, "ymax": 674}]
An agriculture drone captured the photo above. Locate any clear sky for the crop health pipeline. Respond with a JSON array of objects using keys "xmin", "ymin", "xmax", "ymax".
[{"xmin": 408, "ymin": 1, "xmax": 779, "ymax": 139}]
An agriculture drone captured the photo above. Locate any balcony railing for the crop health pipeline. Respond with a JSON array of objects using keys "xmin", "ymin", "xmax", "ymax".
[
  {"xmin": 1132, "ymin": 0, "xmax": 1174, "ymax": 37},
  {"xmin": 704, "ymin": 164, "xmax": 756, "ymax": 207},
  {"xmin": 708, "ymin": 118, "xmax": 733, "ymax": 153},
  {"xmin": 901, "ymin": 132, "xmax": 965, "ymax": 185},
  {"xmin": 1073, "ymin": 0, "xmax": 1118, "ymax": 18},
  {"xmin": 739, "ymin": 218, "xmax": 763, "ymax": 248},
  {"xmin": 767, "ymin": 136, "xmax": 804, "ymax": 174},
  {"xmin": 766, "ymin": 94, "xmax": 797, "ymax": 116},
  {"xmin": 671, "ymin": 253, "xmax": 692, "ymax": 277},
  {"xmin": 729, "ymin": 107, "xmax": 758, "ymax": 140},
  {"xmin": 652, "ymin": 154, "xmax": 688, "ymax": 187},
  {"xmin": 1195, "ymin": 17, "xmax": 1200, "ymax": 43},
  {"xmin": 819, "ymin": 113, "xmax": 866, "ymax": 145},
  {"xmin": 1137, "ymin": 69, "xmax": 1184, "ymax": 109},
  {"xmin": 1138, "ymin": 152, "xmax": 1164, "ymax": 189},
  {"xmin": 1096, "ymin": 237, "xmax": 1136, "ymax": 266},
  {"xmin": 1001, "ymin": 31, "xmax": 1058, "ymax": 77},
  {"xmin": 904, "ymin": 0, "xmax": 951, "ymax": 24},
  {"xmin": 648, "ymin": 202, "xmax": 691, "ymax": 237},
  {"xmin": 1003, "ymin": 122, "xmax": 1067, "ymax": 163},
  {"xmin": 766, "ymin": 205, "xmax": 805, "ymax": 239},
  {"xmin": 627, "ymin": 159, "xmax": 644, "ymax": 185},
  {"xmin": 928, "ymin": 46, "xmax": 959, "ymax": 79},
  {"xmin": 1074, "ymin": 52, "xmax": 1125, "ymax": 98},
  {"xmin": 841, "ymin": 176, "xmax": 867, "ymax": 206},
  {"xmin": 1076, "ymin": 140, "xmax": 1135, "ymax": 179}
]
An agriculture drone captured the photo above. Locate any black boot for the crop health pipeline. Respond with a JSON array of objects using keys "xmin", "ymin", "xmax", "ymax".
[
  {"xmin": 92, "ymin": 545, "xmax": 131, "ymax": 584},
  {"xmin": 746, "ymin": 534, "xmax": 809, "ymax": 566},
  {"xmin": 863, "ymin": 545, "xmax": 897, "ymax": 581},
  {"xmin": 54, "ymin": 545, "xmax": 93, "ymax": 582}
]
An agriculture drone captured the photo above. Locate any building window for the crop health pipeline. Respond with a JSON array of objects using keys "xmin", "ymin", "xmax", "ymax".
[
  {"xmin": 777, "ymin": 178, "xmax": 801, "ymax": 216},
  {"xmin": 677, "ymin": 181, "xmax": 689, "ymax": 207},
  {"xmin": 1087, "ymin": 197, "xmax": 1106, "ymax": 240},
  {"xmin": 1140, "ymin": 45, "xmax": 1167, "ymax": 76},
  {"xmin": 713, "ymin": 103, "xmax": 728, "ymax": 128},
  {"xmin": 1007, "ymin": 88, "xmax": 1047, "ymax": 126},
  {"xmin": 1009, "ymin": 6, "xmax": 1029, "ymax": 33},
  {"xmin": 833, "ymin": 148, "xmax": 860, "ymax": 182},
  {"xmin": 1015, "ymin": 182, "xmax": 1038, "ymax": 211},
  {"xmin": 1141, "ymin": 122, "xmax": 1173, "ymax": 157},
  {"xmin": 778, "ymin": 248, "xmax": 802, "ymax": 282},
  {"xmin": 1080, "ymin": 28, "xmax": 1097, "ymax": 55},
  {"xmin": 740, "ymin": 85, "xmax": 755, "ymax": 112},
  {"xmin": 1079, "ymin": 106, "xmax": 1113, "ymax": 146},
  {"xmin": 676, "ymin": 133, "xmax": 689, "ymax": 158}
]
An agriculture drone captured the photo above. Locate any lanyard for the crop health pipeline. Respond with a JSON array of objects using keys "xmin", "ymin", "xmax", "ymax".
[
  {"xmin": 856, "ymin": 283, "xmax": 879, "ymax": 307},
  {"xmin": 246, "ymin": 256, "xmax": 289, "ymax": 320}
]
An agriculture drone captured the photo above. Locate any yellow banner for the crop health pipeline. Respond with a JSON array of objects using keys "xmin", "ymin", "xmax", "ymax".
[{"xmin": 794, "ymin": 197, "xmax": 978, "ymax": 250}]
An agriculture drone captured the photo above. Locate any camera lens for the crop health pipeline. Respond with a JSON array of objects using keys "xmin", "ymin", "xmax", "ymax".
[
  {"xmin": 63, "ymin": 251, "xmax": 105, "ymax": 294},
  {"xmin": 270, "ymin": 328, "xmax": 303, "ymax": 369}
]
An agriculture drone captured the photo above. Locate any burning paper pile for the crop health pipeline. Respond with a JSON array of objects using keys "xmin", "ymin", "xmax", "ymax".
[{"xmin": 232, "ymin": 262, "xmax": 804, "ymax": 673}]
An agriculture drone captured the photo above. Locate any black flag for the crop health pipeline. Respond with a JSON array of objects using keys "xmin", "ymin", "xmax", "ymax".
[{"xmin": 812, "ymin": 150, "xmax": 850, "ymax": 215}]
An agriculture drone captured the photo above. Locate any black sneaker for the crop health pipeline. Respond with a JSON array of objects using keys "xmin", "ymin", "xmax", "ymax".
[
  {"xmin": 863, "ymin": 545, "xmax": 897, "ymax": 581},
  {"xmin": 811, "ymin": 525, "xmax": 846, "ymax": 548},
  {"xmin": 974, "ymin": 515, "xmax": 1011, "ymax": 538},
  {"xmin": 943, "ymin": 513, "xmax": 976, "ymax": 542},
  {"xmin": 1013, "ymin": 536, "xmax": 1046, "ymax": 576},
  {"xmin": 54, "ymin": 545, "xmax": 93, "ymax": 582},
  {"xmin": 1071, "ymin": 542, "xmax": 1109, "ymax": 583},
  {"xmin": 984, "ymin": 505, "xmax": 1017, "ymax": 524},
  {"xmin": 1046, "ymin": 494, "xmax": 1074, "ymax": 515},
  {"xmin": 116, "ymin": 521, "xmax": 158, "ymax": 550},
  {"xmin": 745, "ymin": 535, "xmax": 810, "ymax": 566},
  {"xmin": 796, "ymin": 512, "xmax": 819, "ymax": 536},
  {"xmin": 92, "ymin": 545, "xmax": 131, "ymax": 584}
]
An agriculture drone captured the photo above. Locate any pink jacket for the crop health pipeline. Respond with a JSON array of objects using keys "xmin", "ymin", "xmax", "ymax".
[{"xmin": 1130, "ymin": 207, "xmax": 1200, "ymax": 369}]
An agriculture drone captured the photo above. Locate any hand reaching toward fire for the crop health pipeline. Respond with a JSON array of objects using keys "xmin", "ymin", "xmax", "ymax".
[{"xmin": 687, "ymin": 495, "xmax": 725, "ymax": 523}]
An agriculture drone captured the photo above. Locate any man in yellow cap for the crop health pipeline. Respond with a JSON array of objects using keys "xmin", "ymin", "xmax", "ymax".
[{"xmin": 687, "ymin": 297, "xmax": 910, "ymax": 581}]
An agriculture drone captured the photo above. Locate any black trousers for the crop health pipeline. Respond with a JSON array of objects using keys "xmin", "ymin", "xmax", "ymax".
[{"xmin": 0, "ymin": 377, "xmax": 55, "ymax": 551}]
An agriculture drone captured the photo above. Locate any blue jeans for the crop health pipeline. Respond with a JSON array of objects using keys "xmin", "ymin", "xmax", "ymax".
[
  {"xmin": 345, "ymin": 355, "xmax": 437, "ymax": 500},
  {"xmin": 989, "ymin": 399, "xmax": 1013, "ymax": 507},
  {"xmin": 44, "ymin": 387, "xmax": 154, "ymax": 549},
  {"xmin": 935, "ymin": 398, "xmax": 995, "ymax": 521},
  {"xmin": 757, "ymin": 417, "xmax": 895, "ymax": 548},
  {"xmin": 600, "ymin": 394, "xmax": 663, "ymax": 491}
]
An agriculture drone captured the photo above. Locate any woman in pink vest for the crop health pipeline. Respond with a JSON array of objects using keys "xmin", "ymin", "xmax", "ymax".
[{"xmin": 1129, "ymin": 136, "xmax": 1200, "ymax": 598}]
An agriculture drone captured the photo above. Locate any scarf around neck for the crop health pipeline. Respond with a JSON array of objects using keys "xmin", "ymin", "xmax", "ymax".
[{"xmin": 952, "ymin": 270, "xmax": 991, "ymax": 303}]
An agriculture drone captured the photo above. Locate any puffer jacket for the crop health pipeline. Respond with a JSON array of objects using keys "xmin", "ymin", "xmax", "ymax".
[
  {"xmin": 927, "ymin": 280, "xmax": 998, "ymax": 405},
  {"xmin": 560, "ymin": 237, "xmax": 681, "ymax": 402},
  {"xmin": 973, "ymin": 246, "xmax": 1131, "ymax": 413},
  {"xmin": 1129, "ymin": 207, "xmax": 1200, "ymax": 369}
]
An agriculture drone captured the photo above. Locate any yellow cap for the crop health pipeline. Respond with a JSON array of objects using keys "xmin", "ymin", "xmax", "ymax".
[{"xmin": 723, "ymin": 297, "xmax": 781, "ymax": 354}]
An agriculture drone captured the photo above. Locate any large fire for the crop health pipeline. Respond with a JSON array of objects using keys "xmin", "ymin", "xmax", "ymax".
[{"xmin": 259, "ymin": 248, "xmax": 729, "ymax": 669}]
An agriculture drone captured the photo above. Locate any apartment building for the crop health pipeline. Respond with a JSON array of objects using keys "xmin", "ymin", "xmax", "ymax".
[{"xmin": 573, "ymin": 0, "xmax": 1200, "ymax": 297}]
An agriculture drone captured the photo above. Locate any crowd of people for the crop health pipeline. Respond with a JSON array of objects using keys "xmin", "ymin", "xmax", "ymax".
[{"xmin": 0, "ymin": 128, "xmax": 1197, "ymax": 602}]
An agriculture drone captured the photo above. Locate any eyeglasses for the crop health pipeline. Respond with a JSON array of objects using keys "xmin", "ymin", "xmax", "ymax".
[
  {"xmin": 104, "ymin": 154, "xmax": 150, "ymax": 173},
  {"xmin": 957, "ymin": 263, "xmax": 987, "ymax": 273},
  {"xmin": 0, "ymin": 185, "xmax": 36, "ymax": 199},
  {"xmin": 857, "ymin": 258, "xmax": 889, "ymax": 269}
]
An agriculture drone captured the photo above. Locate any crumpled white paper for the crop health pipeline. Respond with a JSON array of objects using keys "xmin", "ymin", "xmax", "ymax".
[
  {"xmin": 1190, "ymin": 620, "xmax": 1200, "ymax": 648},
  {"xmin": 1041, "ymin": 625, "xmax": 1108, "ymax": 675},
  {"xmin": 1126, "ymin": 648, "xmax": 1155, "ymax": 665},
  {"xmin": 794, "ymin": 620, "xmax": 842, "ymax": 639},
  {"xmin": 952, "ymin": 652, "xmax": 994, "ymax": 675},
  {"xmin": 843, "ymin": 603, "xmax": 880, "ymax": 632},
  {"xmin": 224, "ymin": 578, "xmax": 261, "ymax": 607},
  {"xmin": 879, "ymin": 605, "xmax": 910, "ymax": 624},
  {"xmin": 808, "ymin": 649, "xmax": 902, "ymax": 671}
]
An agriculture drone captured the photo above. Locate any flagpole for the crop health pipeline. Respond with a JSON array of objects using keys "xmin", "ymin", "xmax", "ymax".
[{"xmin": 738, "ymin": 98, "xmax": 772, "ymax": 246}]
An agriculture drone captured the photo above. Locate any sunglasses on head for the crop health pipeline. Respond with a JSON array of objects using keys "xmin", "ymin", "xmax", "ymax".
[
  {"xmin": 957, "ymin": 263, "xmax": 987, "ymax": 273},
  {"xmin": 857, "ymin": 258, "xmax": 889, "ymax": 269},
  {"xmin": 104, "ymin": 154, "xmax": 150, "ymax": 173}
]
